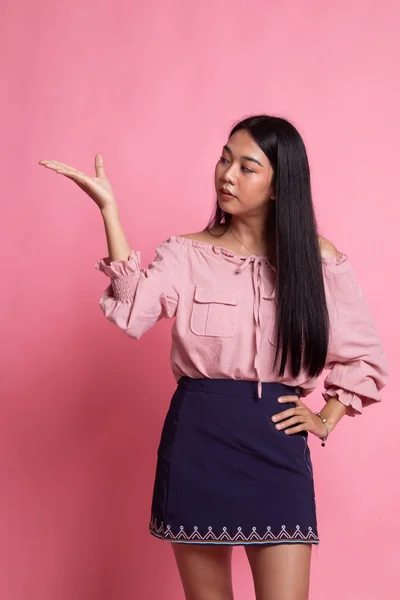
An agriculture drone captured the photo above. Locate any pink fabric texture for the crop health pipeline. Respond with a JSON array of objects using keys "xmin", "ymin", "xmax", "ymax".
[{"xmin": 95, "ymin": 236, "xmax": 388, "ymax": 416}]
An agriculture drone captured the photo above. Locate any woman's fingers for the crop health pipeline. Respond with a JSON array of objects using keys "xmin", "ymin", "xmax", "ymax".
[
  {"xmin": 40, "ymin": 160, "xmax": 83, "ymax": 176},
  {"xmin": 95, "ymin": 154, "xmax": 105, "ymax": 178},
  {"xmin": 40, "ymin": 160, "xmax": 90, "ymax": 183},
  {"xmin": 278, "ymin": 395, "xmax": 303, "ymax": 405},
  {"xmin": 275, "ymin": 415, "xmax": 304, "ymax": 430},
  {"xmin": 62, "ymin": 172, "xmax": 90, "ymax": 186},
  {"xmin": 53, "ymin": 168, "xmax": 88, "ymax": 184},
  {"xmin": 40, "ymin": 159, "xmax": 75, "ymax": 170},
  {"xmin": 284, "ymin": 424, "xmax": 307, "ymax": 435},
  {"xmin": 40, "ymin": 156, "xmax": 106, "ymax": 181},
  {"xmin": 272, "ymin": 405, "xmax": 304, "ymax": 422}
]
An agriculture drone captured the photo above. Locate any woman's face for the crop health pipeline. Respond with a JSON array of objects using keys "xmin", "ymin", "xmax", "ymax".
[{"xmin": 214, "ymin": 129, "xmax": 275, "ymax": 218}]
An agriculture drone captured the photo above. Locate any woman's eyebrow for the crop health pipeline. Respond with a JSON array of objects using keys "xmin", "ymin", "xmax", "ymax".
[{"xmin": 222, "ymin": 144, "xmax": 264, "ymax": 167}]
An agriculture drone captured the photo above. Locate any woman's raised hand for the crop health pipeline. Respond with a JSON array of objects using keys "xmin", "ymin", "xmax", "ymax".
[{"xmin": 39, "ymin": 154, "xmax": 116, "ymax": 212}]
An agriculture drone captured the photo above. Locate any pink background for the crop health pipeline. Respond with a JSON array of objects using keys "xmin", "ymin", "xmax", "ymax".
[{"xmin": 1, "ymin": 1, "xmax": 398, "ymax": 598}]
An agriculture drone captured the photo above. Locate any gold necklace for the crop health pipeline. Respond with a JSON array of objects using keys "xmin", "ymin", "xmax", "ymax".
[{"xmin": 230, "ymin": 229, "xmax": 261, "ymax": 256}]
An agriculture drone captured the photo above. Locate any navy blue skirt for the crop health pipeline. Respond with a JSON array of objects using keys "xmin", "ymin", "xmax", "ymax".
[{"xmin": 149, "ymin": 377, "xmax": 319, "ymax": 546}]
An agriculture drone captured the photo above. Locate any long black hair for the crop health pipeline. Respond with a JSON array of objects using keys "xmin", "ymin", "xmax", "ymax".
[{"xmin": 206, "ymin": 114, "xmax": 330, "ymax": 379}]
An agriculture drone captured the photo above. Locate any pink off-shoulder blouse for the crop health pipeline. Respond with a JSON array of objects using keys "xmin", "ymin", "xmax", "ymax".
[{"xmin": 95, "ymin": 235, "xmax": 388, "ymax": 416}]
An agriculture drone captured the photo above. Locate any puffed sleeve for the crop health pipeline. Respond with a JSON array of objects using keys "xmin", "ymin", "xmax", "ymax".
[
  {"xmin": 94, "ymin": 238, "xmax": 181, "ymax": 339},
  {"xmin": 321, "ymin": 254, "xmax": 388, "ymax": 417}
]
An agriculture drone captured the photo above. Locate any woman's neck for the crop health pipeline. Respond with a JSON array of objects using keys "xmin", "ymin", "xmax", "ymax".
[{"xmin": 226, "ymin": 220, "xmax": 268, "ymax": 257}]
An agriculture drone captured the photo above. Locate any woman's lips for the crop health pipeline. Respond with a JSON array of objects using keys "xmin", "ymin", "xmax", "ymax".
[{"xmin": 219, "ymin": 188, "xmax": 235, "ymax": 197}]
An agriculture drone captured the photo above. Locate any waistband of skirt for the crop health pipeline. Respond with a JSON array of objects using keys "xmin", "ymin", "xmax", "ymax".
[{"xmin": 177, "ymin": 376, "xmax": 300, "ymax": 398}]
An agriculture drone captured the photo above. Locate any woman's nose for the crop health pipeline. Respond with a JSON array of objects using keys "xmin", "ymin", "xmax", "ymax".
[{"xmin": 223, "ymin": 165, "xmax": 236, "ymax": 183}]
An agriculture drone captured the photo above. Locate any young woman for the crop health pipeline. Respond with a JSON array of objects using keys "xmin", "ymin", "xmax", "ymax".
[{"xmin": 39, "ymin": 115, "xmax": 388, "ymax": 600}]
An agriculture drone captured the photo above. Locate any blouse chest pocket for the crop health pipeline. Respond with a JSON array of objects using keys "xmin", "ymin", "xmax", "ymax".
[{"xmin": 190, "ymin": 286, "xmax": 239, "ymax": 338}]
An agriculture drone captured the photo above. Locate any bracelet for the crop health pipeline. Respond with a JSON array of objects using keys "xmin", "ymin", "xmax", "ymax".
[{"xmin": 314, "ymin": 412, "xmax": 329, "ymax": 447}]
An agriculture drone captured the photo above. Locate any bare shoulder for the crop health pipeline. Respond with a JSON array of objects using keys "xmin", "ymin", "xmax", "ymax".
[
  {"xmin": 178, "ymin": 227, "xmax": 226, "ymax": 242},
  {"xmin": 318, "ymin": 235, "xmax": 341, "ymax": 259},
  {"xmin": 178, "ymin": 231, "xmax": 208, "ymax": 241}
]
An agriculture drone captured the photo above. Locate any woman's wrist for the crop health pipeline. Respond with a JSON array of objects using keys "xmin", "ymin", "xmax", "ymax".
[
  {"xmin": 314, "ymin": 412, "xmax": 330, "ymax": 446},
  {"xmin": 314, "ymin": 396, "xmax": 348, "ymax": 447},
  {"xmin": 319, "ymin": 394, "xmax": 349, "ymax": 434},
  {"xmin": 101, "ymin": 202, "xmax": 119, "ymax": 219}
]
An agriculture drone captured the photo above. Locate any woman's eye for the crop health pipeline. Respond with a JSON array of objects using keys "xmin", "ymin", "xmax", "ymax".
[{"xmin": 219, "ymin": 157, "xmax": 253, "ymax": 173}]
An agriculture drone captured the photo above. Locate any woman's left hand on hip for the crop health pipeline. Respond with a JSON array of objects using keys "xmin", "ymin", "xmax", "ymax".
[{"xmin": 271, "ymin": 395, "xmax": 327, "ymax": 438}]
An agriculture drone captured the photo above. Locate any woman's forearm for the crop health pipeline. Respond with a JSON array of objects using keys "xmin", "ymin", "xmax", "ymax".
[{"xmin": 101, "ymin": 203, "xmax": 131, "ymax": 262}]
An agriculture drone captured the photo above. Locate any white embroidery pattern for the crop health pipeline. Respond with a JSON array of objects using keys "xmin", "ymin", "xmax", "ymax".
[{"xmin": 149, "ymin": 516, "xmax": 319, "ymax": 545}]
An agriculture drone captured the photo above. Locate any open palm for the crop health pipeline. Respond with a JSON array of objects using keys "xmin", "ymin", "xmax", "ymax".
[{"xmin": 39, "ymin": 154, "xmax": 115, "ymax": 211}]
